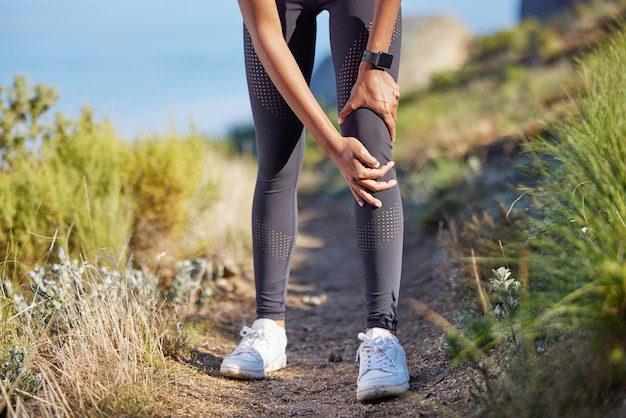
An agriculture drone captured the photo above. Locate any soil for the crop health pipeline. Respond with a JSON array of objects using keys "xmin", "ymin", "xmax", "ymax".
[{"xmin": 158, "ymin": 184, "xmax": 481, "ymax": 417}]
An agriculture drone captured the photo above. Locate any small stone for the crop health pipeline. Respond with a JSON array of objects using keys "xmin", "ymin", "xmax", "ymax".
[
  {"xmin": 222, "ymin": 259, "xmax": 240, "ymax": 277},
  {"xmin": 302, "ymin": 294, "xmax": 326, "ymax": 306},
  {"xmin": 303, "ymin": 325, "xmax": 314, "ymax": 333},
  {"xmin": 215, "ymin": 278, "xmax": 230, "ymax": 290},
  {"xmin": 328, "ymin": 352, "xmax": 343, "ymax": 363}
]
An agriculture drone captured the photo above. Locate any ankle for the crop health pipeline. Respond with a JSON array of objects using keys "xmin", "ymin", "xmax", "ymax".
[
  {"xmin": 257, "ymin": 318, "xmax": 286, "ymax": 329},
  {"xmin": 366, "ymin": 327, "xmax": 396, "ymax": 336}
]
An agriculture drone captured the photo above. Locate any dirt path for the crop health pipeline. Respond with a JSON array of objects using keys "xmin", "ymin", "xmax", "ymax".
[{"xmin": 164, "ymin": 192, "xmax": 475, "ymax": 417}]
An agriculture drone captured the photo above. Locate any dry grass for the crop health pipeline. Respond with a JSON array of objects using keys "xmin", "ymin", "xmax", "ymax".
[
  {"xmin": 183, "ymin": 148, "xmax": 256, "ymax": 265},
  {"xmin": 0, "ymin": 251, "xmax": 174, "ymax": 417}
]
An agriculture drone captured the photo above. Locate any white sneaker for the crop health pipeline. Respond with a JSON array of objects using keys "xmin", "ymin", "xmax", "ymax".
[
  {"xmin": 220, "ymin": 318, "xmax": 287, "ymax": 379},
  {"xmin": 356, "ymin": 327, "xmax": 410, "ymax": 402}
]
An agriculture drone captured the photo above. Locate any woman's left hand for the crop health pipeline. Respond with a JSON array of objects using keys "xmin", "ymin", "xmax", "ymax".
[{"xmin": 338, "ymin": 62, "xmax": 400, "ymax": 141}]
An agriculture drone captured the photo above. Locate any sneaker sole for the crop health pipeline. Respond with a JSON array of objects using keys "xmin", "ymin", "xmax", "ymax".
[
  {"xmin": 220, "ymin": 354, "xmax": 287, "ymax": 380},
  {"xmin": 357, "ymin": 380, "xmax": 410, "ymax": 402}
]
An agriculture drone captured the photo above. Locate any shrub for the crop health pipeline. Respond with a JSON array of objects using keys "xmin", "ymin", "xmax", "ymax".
[
  {"xmin": 447, "ymin": 24, "xmax": 626, "ymax": 417},
  {"xmin": 0, "ymin": 76, "xmax": 59, "ymax": 167},
  {"xmin": 0, "ymin": 77, "xmax": 224, "ymax": 272},
  {"xmin": 127, "ymin": 134, "xmax": 216, "ymax": 259},
  {"xmin": 0, "ymin": 105, "xmax": 135, "ymax": 269},
  {"xmin": 0, "ymin": 248, "xmax": 172, "ymax": 416}
]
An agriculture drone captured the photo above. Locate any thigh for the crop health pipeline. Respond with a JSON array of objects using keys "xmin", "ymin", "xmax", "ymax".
[
  {"xmin": 326, "ymin": 0, "xmax": 402, "ymax": 110},
  {"xmin": 243, "ymin": 2, "xmax": 319, "ymax": 179}
]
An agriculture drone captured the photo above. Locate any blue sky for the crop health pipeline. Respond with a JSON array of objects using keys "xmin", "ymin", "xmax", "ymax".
[{"xmin": 1, "ymin": 1, "xmax": 520, "ymax": 138}]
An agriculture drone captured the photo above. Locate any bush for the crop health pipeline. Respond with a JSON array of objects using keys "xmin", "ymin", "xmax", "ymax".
[
  {"xmin": 0, "ymin": 104, "xmax": 135, "ymax": 269},
  {"xmin": 448, "ymin": 25, "xmax": 626, "ymax": 417},
  {"xmin": 0, "ymin": 76, "xmax": 223, "ymax": 273},
  {"xmin": 128, "ymin": 134, "xmax": 215, "ymax": 259},
  {"xmin": 0, "ymin": 248, "xmax": 171, "ymax": 416},
  {"xmin": 0, "ymin": 76, "xmax": 59, "ymax": 167}
]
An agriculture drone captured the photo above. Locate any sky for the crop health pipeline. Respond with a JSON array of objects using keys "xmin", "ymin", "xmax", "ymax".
[{"xmin": 0, "ymin": 1, "xmax": 520, "ymax": 139}]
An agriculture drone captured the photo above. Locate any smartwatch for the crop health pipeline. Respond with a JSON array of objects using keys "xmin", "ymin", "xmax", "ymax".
[{"xmin": 361, "ymin": 50, "xmax": 394, "ymax": 70}]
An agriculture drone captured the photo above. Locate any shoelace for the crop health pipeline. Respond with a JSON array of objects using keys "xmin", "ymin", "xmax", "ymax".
[
  {"xmin": 356, "ymin": 333, "xmax": 397, "ymax": 370},
  {"xmin": 235, "ymin": 326, "xmax": 268, "ymax": 352}
]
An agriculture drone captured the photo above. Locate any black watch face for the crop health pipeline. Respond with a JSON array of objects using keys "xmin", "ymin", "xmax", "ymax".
[{"xmin": 376, "ymin": 52, "xmax": 393, "ymax": 69}]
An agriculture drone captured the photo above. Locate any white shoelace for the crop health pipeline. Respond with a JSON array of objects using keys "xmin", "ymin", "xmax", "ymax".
[
  {"xmin": 357, "ymin": 333, "xmax": 397, "ymax": 371},
  {"xmin": 235, "ymin": 326, "xmax": 268, "ymax": 352}
]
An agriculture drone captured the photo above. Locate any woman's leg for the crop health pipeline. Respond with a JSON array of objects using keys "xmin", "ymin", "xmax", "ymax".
[
  {"xmin": 221, "ymin": 2, "xmax": 320, "ymax": 380},
  {"xmin": 244, "ymin": 1, "xmax": 319, "ymax": 321},
  {"xmin": 325, "ymin": 1, "xmax": 409, "ymax": 402},
  {"xmin": 327, "ymin": 0, "xmax": 403, "ymax": 331}
]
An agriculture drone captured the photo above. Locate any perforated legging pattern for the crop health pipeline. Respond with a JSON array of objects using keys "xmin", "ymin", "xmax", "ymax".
[
  {"xmin": 245, "ymin": 0, "xmax": 403, "ymax": 330},
  {"xmin": 334, "ymin": 15, "xmax": 402, "ymax": 110},
  {"xmin": 335, "ymin": 29, "xmax": 369, "ymax": 111},
  {"xmin": 253, "ymin": 215, "xmax": 296, "ymax": 261},
  {"xmin": 244, "ymin": 29, "xmax": 299, "ymax": 125},
  {"xmin": 357, "ymin": 202, "xmax": 403, "ymax": 258}
]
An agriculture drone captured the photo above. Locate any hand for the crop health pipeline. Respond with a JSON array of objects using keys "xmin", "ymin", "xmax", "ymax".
[
  {"xmin": 330, "ymin": 135, "xmax": 397, "ymax": 208},
  {"xmin": 338, "ymin": 62, "xmax": 400, "ymax": 141}
]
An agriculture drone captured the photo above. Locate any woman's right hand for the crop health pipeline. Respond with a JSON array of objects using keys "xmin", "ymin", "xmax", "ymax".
[
  {"xmin": 330, "ymin": 135, "xmax": 397, "ymax": 208},
  {"xmin": 338, "ymin": 62, "xmax": 400, "ymax": 141}
]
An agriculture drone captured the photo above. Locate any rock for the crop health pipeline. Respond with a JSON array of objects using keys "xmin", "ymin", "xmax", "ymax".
[
  {"xmin": 221, "ymin": 259, "xmax": 240, "ymax": 278},
  {"xmin": 310, "ymin": 15, "xmax": 472, "ymax": 106},
  {"xmin": 520, "ymin": 0, "xmax": 590, "ymax": 22},
  {"xmin": 215, "ymin": 278, "xmax": 231, "ymax": 291},
  {"xmin": 328, "ymin": 352, "xmax": 343, "ymax": 363},
  {"xmin": 302, "ymin": 294, "xmax": 327, "ymax": 306},
  {"xmin": 309, "ymin": 55, "xmax": 337, "ymax": 109},
  {"xmin": 399, "ymin": 15, "xmax": 472, "ymax": 92}
]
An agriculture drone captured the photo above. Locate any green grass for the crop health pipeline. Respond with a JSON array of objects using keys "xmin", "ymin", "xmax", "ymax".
[
  {"xmin": 395, "ymin": 61, "xmax": 576, "ymax": 164},
  {"xmin": 444, "ymin": 22, "xmax": 626, "ymax": 418}
]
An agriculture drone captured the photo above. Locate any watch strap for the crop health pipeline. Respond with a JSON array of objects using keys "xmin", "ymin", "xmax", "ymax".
[{"xmin": 361, "ymin": 50, "xmax": 393, "ymax": 69}]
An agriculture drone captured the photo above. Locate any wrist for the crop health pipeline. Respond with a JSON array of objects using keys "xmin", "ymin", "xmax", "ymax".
[
  {"xmin": 361, "ymin": 50, "xmax": 393, "ymax": 70},
  {"xmin": 359, "ymin": 60, "xmax": 378, "ymax": 72},
  {"xmin": 309, "ymin": 120, "xmax": 344, "ymax": 156}
]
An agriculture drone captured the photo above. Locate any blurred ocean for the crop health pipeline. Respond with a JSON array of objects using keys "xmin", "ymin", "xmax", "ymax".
[{"xmin": 0, "ymin": 0, "xmax": 518, "ymax": 139}]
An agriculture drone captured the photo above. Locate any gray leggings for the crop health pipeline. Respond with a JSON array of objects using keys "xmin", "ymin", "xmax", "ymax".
[{"xmin": 245, "ymin": 0, "xmax": 403, "ymax": 330}]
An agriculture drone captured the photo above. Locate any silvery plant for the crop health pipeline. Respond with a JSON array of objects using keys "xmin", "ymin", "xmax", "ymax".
[
  {"xmin": 16, "ymin": 248, "xmax": 161, "ymax": 333},
  {"xmin": 0, "ymin": 346, "xmax": 43, "ymax": 404},
  {"xmin": 490, "ymin": 267, "xmax": 522, "ymax": 318},
  {"xmin": 2, "ymin": 248, "xmax": 216, "ymax": 333},
  {"xmin": 0, "ymin": 248, "xmax": 218, "ymax": 407},
  {"xmin": 167, "ymin": 258, "xmax": 214, "ymax": 308}
]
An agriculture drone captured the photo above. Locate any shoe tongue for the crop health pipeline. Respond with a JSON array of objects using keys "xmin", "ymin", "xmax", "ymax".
[
  {"xmin": 367, "ymin": 327, "xmax": 393, "ymax": 340},
  {"xmin": 252, "ymin": 318, "xmax": 278, "ymax": 331}
]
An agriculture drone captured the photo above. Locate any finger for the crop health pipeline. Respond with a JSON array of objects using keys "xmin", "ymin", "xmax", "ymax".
[
  {"xmin": 384, "ymin": 114, "xmax": 396, "ymax": 142},
  {"xmin": 391, "ymin": 106, "xmax": 398, "ymax": 141},
  {"xmin": 348, "ymin": 185, "xmax": 365, "ymax": 207},
  {"xmin": 356, "ymin": 187, "xmax": 383, "ymax": 208},
  {"xmin": 353, "ymin": 178, "xmax": 398, "ymax": 208},
  {"xmin": 357, "ymin": 160, "xmax": 395, "ymax": 180},
  {"xmin": 355, "ymin": 145, "xmax": 380, "ymax": 169},
  {"xmin": 359, "ymin": 178, "xmax": 398, "ymax": 193},
  {"xmin": 338, "ymin": 100, "xmax": 356, "ymax": 125}
]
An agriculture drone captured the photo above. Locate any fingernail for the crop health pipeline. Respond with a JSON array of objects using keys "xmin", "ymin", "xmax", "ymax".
[{"xmin": 390, "ymin": 179, "xmax": 397, "ymax": 186}]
